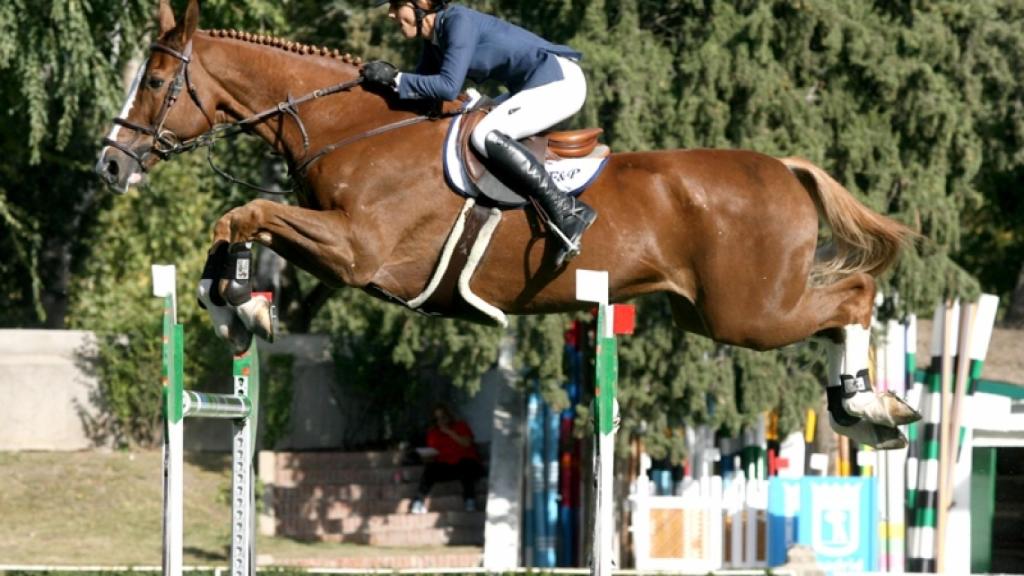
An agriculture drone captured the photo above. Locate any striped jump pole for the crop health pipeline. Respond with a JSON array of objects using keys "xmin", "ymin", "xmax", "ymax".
[
  {"xmin": 576, "ymin": 270, "xmax": 635, "ymax": 576},
  {"xmin": 153, "ymin": 265, "xmax": 261, "ymax": 576},
  {"xmin": 907, "ymin": 300, "xmax": 956, "ymax": 573}
]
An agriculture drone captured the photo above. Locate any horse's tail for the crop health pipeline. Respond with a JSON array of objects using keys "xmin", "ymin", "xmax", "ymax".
[{"xmin": 781, "ymin": 157, "xmax": 914, "ymax": 282}]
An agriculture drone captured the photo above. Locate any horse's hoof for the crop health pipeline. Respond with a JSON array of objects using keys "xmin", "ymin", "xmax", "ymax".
[
  {"xmin": 200, "ymin": 293, "xmax": 254, "ymax": 354},
  {"xmin": 829, "ymin": 415, "xmax": 907, "ymax": 450},
  {"xmin": 236, "ymin": 294, "xmax": 275, "ymax": 343},
  {"xmin": 880, "ymin": 391, "xmax": 922, "ymax": 425},
  {"xmin": 843, "ymin": 390, "xmax": 919, "ymax": 428},
  {"xmin": 208, "ymin": 307, "xmax": 254, "ymax": 354},
  {"xmin": 228, "ymin": 328, "xmax": 255, "ymax": 355}
]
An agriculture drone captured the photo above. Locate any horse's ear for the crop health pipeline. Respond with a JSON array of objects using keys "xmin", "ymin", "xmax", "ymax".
[
  {"xmin": 180, "ymin": 0, "xmax": 200, "ymax": 42},
  {"xmin": 158, "ymin": 0, "xmax": 175, "ymax": 36}
]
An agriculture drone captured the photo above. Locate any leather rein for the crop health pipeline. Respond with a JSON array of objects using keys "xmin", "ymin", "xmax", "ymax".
[{"xmin": 105, "ymin": 40, "xmax": 456, "ymax": 195}]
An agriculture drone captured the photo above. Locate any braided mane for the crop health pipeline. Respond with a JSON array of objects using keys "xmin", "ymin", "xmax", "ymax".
[{"xmin": 204, "ymin": 29, "xmax": 364, "ymax": 66}]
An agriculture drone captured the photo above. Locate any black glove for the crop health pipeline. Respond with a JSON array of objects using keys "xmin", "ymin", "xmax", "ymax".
[{"xmin": 361, "ymin": 61, "xmax": 399, "ymax": 88}]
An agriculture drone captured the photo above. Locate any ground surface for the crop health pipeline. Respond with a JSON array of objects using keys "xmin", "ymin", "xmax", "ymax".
[{"xmin": 0, "ymin": 450, "xmax": 479, "ymax": 567}]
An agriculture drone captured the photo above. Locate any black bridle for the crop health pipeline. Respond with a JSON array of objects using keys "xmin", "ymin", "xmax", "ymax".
[
  {"xmin": 102, "ymin": 41, "xmax": 212, "ymax": 169},
  {"xmin": 103, "ymin": 38, "xmax": 463, "ymax": 195}
]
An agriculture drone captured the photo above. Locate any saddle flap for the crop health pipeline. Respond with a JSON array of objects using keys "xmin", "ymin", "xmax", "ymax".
[
  {"xmin": 458, "ymin": 109, "xmax": 547, "ymax": 206},
  {"xmin": 459, "ymin": 110, "xmax": 487, "ymax": 181}
]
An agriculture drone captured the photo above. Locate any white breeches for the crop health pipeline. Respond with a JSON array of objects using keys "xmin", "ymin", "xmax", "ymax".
[{"xmin": 471, "ymin": 56, "xmax": 587, "ymax": 156}]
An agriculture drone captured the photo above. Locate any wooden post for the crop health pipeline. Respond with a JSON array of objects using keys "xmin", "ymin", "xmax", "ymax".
[
  {"xmin": 948, "ymin": 302, "xmax": 977, "ymax": 495},
  {"xmin": 936, "ymin": 300, "xmax": 957, "ymax": 573}
]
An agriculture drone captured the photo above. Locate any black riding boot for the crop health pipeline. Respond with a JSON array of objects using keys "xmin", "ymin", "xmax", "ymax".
[{"xmin": 484, "ymin": 131, "xmax": 597, "ymax": 267}]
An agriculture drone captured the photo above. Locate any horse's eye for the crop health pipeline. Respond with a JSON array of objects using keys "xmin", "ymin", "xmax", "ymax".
[{"xmin": 148, "ymin": 77, "xmax": 165, "ymax": 90}]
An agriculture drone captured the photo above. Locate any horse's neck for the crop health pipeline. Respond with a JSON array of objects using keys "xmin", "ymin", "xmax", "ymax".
[{"xmin": 195, "ymin": 33, "xmax": 378, "ymax": 160}]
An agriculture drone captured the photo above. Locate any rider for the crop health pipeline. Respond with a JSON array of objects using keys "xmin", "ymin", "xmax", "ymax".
[{"xmin": 362, "ymin": 0, "xmax": 597, "ymax": 267}]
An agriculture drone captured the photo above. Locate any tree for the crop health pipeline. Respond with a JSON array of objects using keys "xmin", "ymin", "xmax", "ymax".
[
  {"xmin": 6, "ymin": 0, "xmax": 1014, "ymax": 450},
  {"xmin": 0, "ymin": 0, "xmax": 152, "ymax": 326},
  {"xmin": 953, "ymin": 1, "xmax": 1024, "ymax": 324}
]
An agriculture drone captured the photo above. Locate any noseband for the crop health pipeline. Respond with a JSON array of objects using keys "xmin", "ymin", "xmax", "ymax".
[{"xmin": 102, "ymin": 41, "xmax": 213, "ymax": 171}]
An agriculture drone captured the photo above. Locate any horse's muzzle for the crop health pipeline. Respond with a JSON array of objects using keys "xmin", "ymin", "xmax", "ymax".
[{"xmin": 95, "ymin": 146, "xmax": 143, "ymax": 194}]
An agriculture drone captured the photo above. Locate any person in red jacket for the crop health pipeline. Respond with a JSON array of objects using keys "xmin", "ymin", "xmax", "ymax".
[{"xmin": 411, "ymin": 404, "xmax": 483, "ymax": 513}]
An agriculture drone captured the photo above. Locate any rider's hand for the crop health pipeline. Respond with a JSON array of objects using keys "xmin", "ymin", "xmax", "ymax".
[{"xmin": 361, "ymin": 61, "xmax": 399, "ymax": 88}]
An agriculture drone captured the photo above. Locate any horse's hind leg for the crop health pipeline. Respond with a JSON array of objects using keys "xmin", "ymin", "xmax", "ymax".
[
  {"xmin": 822, "ymin": 324, "xmax": 916, "ymax": 449},
  {"xmin": 699, "ymin": 270, "xmax": 918, "ymax": 449},
  {"xmin": 807, "ymin": 274, "xmax": 921, "ymax": 448}
]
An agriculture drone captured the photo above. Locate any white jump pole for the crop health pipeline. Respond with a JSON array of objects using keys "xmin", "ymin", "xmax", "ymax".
[
  {"xmin": 154, "ymin": 265, "xmax": 184, "ymax": 576},
  {"xmin": 576, "ymin": 270, "xmax": 634, "ymax": 576},
  {"xmin": 154, "ymin": 265, "xmax": 259, "ymax": 576}
]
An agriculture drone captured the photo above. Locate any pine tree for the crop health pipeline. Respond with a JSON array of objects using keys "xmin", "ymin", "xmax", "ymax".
[{"xmin": 5, "ymin": 0, "xmax": 1014, "ymax": 448}]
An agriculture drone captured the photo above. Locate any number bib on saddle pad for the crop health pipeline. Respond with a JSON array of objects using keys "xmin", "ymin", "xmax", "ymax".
[{"xmin": 443, "ymin": 91, "xmax": 610, "ymax": 208}]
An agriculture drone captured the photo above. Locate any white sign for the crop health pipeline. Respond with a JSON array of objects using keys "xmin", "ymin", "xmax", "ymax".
[
  {"xmin": 152, "ymin": 265, "xmax": 177, "ymax": 298},
  {"xmin": 576, "ymin": 269, "xmax": 609, "ymax": 305}
]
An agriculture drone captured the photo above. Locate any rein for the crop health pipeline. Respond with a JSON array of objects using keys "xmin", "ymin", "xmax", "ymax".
[{"xmin": 107, "ymin": 40, "xmax": 464, "ymax": 195}]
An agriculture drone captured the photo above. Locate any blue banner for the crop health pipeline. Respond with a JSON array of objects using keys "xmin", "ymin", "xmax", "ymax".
[{"xmin": 768, "ymin": 477, "xmax": 878, "ymax": 573}]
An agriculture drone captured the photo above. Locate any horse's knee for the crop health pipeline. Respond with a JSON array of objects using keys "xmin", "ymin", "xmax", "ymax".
[
  {"xmin": 212, "ymin": 213, "xmax": 232, "ymax": 241},
  {"xmin": 223, "ymin": 199, "xmax": 272, "ymax": 238}
]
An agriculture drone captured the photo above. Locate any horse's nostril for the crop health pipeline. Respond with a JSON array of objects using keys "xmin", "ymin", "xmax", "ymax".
[{"xmin": 106, "ymin": 160, "xmax": 120, "ymax": 177}]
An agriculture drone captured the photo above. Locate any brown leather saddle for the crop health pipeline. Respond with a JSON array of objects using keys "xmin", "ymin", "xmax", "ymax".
[{"xmin": 456, "ymin": 107, "xmax": 609, "ymax": 208}]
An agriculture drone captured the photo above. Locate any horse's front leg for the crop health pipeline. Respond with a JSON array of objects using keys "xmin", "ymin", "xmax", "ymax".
[
  {"xmin": 198, "ymin": 199, "xmax": 371, "ymax": 352},
  {"xmin": 197, "ymin": 240, "xmax": 258, "ymax": 353}
]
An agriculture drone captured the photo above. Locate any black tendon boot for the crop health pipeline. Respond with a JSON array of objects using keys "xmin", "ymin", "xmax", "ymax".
[{"xmin": 484, "ymin": 131, "xmax": 597, "ymax": 267}]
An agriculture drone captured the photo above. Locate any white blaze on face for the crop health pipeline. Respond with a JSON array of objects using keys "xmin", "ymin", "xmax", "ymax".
[{"xmin": 103, "ymin": 57, "xmax": 150, "ymax": 146}]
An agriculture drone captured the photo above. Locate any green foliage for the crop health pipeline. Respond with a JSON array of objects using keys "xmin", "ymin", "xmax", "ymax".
[
  {"xmin": 0, "ymin": 0, "xmax": 151, "ymax": 325},
  {"xmin": 80, "ymin": 329, "xmax": 163, "ymax": 447},
  {"xmin": 612, "ymin": 296, "xmax": 826, "ymax": 461},
  {"xmin": 318, "ymin": 287, "xmax": 506, "ymax": 445},
  {"xmin": 262, "ymin": 354, "xmax": 296, "ymax": 450},
  {"xmin": 571, "ymin": 0, "xmax": 681, "ymax": 150},
  {"xmin": 1, "ymin": 0, "xmax": 1016, "ymax": 452},
  {"xmin": 54, "ymin": 2, "xmax": 301, "ymax": 447},
  {"xmin": 68, "ymin": 155, "xmax": 236, "ymax": 447},
  {"xmin": 955, "ymin": 1, "xmax": 1024, "ymax": 309}
]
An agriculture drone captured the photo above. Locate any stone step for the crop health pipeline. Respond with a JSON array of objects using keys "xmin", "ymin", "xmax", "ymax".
[
  {"xmin": 272, "ymin": 464, "xmax": 424, "ymax": 487},
  {"xmin": 270, "ymin": 481, "xmax": 485, "ymax": 541},
  {"xmin": 346, "ymin": 526, "xmax": 485, "ymax": 547},
  {"xmin": 264, "ymin": 450, "xmax": 491, "ymax": 547},
  {"xmin": 274, "ymin": 493, "xmax": 485, "ymax": 539},
  {"xmin": 273, "ymin": 478, "xmax": 485, "ymax": 507},
  {"xmin": 333, "ymin": 493, "xmax": 484, "ymax": 519},
  {"xmin": 338, "ymin": 511, "xmax": 485, "ymax": 535},
  {"xmin": 272, "ymin": 450, "xmax": 406, "ymax": 470},
  {"xmin": 272, "ymin": 550, "xmax": 483, "ymax": 570}
]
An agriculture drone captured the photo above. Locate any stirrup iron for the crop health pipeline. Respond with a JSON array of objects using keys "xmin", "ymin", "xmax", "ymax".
[{"xmin": 530, "ymin": 198, "xmax": 582, "ymax": 255}]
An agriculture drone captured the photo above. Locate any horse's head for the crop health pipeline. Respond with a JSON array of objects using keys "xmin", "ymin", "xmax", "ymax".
[{"xmin": 96, "ymin": 0, "xmax": 212, "ymax": 193}]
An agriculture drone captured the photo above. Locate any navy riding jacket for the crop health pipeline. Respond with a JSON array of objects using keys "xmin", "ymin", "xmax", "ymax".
[{"xmin": 397, "ymin": 5, "xmax": 582, "ymax": 101}]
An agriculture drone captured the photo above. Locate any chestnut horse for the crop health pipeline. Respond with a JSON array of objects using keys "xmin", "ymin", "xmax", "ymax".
[{"xmin": 96, "ymin": 0, "xmax": 918, "ymax": 448}]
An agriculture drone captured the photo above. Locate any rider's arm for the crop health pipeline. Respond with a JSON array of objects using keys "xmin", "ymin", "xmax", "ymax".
[{"xmin": 397, "ymin": 9, "xmax": 475, "ymax": 101}]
